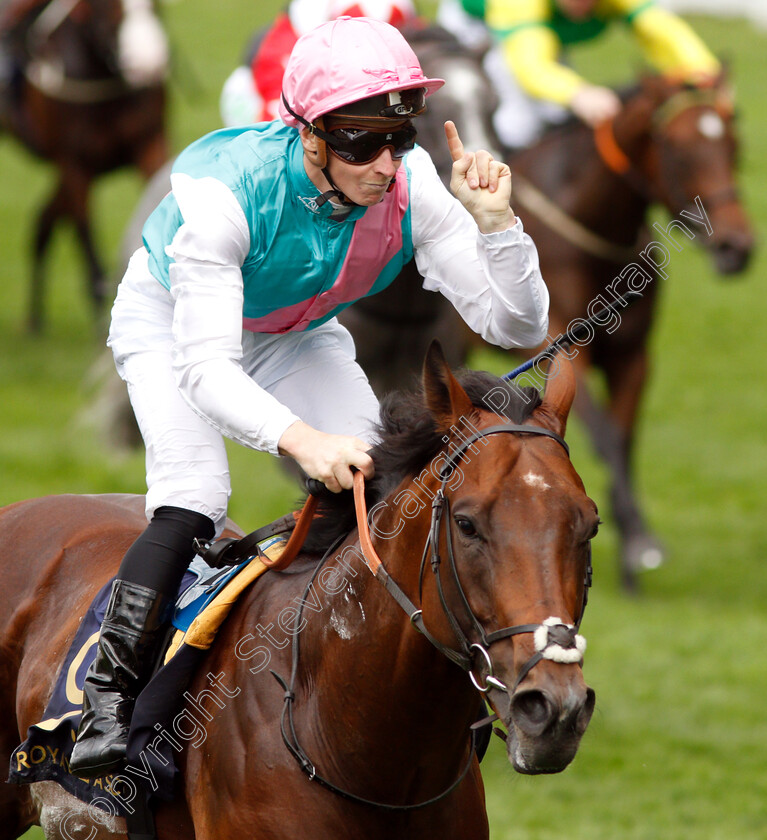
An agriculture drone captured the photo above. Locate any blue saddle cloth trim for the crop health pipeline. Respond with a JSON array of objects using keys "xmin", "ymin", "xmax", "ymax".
[{"xmin": 7, "ymin": 549, "xmax": 266, "ymax": 815}]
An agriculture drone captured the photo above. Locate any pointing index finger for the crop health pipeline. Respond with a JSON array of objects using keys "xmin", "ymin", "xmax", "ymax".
[{"xmin": 444, "ymin": 120, "xmax": 465, "ymax": 163}]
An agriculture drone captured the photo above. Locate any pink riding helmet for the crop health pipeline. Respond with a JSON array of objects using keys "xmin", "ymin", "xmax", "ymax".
[{"xmin": 279, "ymin": 16, "xmax": 444, "ymax": 128}]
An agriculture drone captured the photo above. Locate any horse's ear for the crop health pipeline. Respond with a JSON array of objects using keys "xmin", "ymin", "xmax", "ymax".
[
  {"xmin": 712, "ymin": 62, "xmax": 735, "ymax": 112},
  {"xmin": 423, "ymin": 340, "xmax": 475, "ymax": 430},
  {"xmin": 535, "ymin": 353, "xmax": 576, "ymax": 438}
]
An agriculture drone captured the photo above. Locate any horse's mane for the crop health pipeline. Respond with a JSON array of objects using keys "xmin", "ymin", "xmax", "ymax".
[{"xmin": 302, "ymin": 369, "xmax": 541, "ymax": 555}]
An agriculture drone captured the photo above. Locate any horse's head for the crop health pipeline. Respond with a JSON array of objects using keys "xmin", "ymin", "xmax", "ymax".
[
  {"xmin": 407, "ymin": 342, "xmax": 597, "ymax": 774},
  {"xmin": 405, "ymin": 25, "xmax": 502, "ymax": 185},
  {"xmin": 616, "ymin": 72, "xmax": 754, "ymax": 274}
]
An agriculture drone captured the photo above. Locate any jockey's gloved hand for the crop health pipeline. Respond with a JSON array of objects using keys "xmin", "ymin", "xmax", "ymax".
[{"xmin": 570, "ymin": 84, "xmax": 621, "ymax": 127}]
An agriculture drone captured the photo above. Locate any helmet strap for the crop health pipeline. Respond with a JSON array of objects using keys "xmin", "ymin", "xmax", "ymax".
[
  {"xmin": 317, "ymin": 166, "xmax": 396, "ymax": 207},
  {"xmin": 317, "ymin": 166, "xmax": 351, "ymax": 207},
  {"xmin": 282, "ymin": 95, "xmax": 354, "ymax": 206}
]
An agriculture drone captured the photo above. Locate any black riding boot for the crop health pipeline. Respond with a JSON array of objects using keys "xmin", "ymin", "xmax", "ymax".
[
  {"xmin": 69, "ymin": 505, "xmax": 214, "ymax": 777},
  {"xmin": 69, "ymin": 579, "xmax": 171, "ymax": 777}
]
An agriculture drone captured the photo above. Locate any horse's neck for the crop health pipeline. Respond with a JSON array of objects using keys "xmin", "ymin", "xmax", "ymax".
[
  {"xmin": 516, "ymin": 121, "xmax": 651, "ymax": 241},
  {"xmin": 307, "ymin": 527, "xmax": 473, "ymax": 708},
  {"xmin": 291, "ymin": 513, "xmax": 477, "ymax": 784}
]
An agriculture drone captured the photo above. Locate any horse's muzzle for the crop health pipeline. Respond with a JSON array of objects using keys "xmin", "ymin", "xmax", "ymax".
[
  {"xmin": 710, "ymin": 230, "xmax": 755, "ymax": 276},
  {"xmin": 499, "ymin": 679, "xmax": 596, "ymax": 775}
]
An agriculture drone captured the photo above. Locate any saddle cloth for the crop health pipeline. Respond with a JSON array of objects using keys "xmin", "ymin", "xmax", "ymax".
[{"xmin": 7, "ymin": 532, "xmax": 288, "ymax": 817}]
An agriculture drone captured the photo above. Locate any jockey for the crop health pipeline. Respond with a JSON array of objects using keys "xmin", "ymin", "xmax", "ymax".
[
  {"xmin": 220, "ymin": 0, "xmax": 420, "ymax": 126},
  {"xmin": 437, "ymin": 0, "xmax": 721, "ymax": 150},
  {"xmin": 69, "ymin": 15, "xmax": 550, "ymax": 778}
]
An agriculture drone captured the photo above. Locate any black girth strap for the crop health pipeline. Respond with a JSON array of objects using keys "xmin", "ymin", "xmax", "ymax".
[{"xmin": 194, "ymin": 512, "xmax": 297, "ymax": 568}]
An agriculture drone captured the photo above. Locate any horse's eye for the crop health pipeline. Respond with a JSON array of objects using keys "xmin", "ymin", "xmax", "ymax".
[
  {"xmin": 454, "ymin": 516, "xmax": 478, "ymax": 538},
  {"xmin": 589, "ymin": 518, "xmax": 602, "ymax": 540}
]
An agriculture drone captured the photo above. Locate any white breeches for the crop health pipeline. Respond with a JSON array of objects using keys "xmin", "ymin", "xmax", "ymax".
[
  {"xmin": 109, "ymin": 251, "xmax": 380, "ymax": 534},
  {"xmin": 482, "ymin": 47, "xmax": 568, "ymax": 149}
]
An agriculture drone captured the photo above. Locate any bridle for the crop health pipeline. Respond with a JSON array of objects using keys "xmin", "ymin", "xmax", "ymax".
[
  {"xmin": 273, "ymin": 421, "xmax": 593, "ymax": 809},
  {"xmin": 519, "ymin": 84, "xmax": 740, "ymax": 264}
]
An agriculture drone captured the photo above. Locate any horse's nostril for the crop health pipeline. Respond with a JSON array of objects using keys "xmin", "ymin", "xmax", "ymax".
[
  {"xmin": 511, "ymin": 686, "xmax": 596, "ymax": 739},
  {"xmin": 576, "ymin": 687, "xmax": 597, "ymax": 735},
  {"xmin": 712, "ymin": 240, "xmax": 753, "ymax": 275},
  {"xmin": 510, "ymin": 690, "xmax": 556, "ymax": 736}
]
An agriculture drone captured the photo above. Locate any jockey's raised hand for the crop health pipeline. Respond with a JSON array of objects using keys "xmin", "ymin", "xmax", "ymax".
[{"xmin": 444, "ymin": 120, "xmax": 516, "ymax": 234}]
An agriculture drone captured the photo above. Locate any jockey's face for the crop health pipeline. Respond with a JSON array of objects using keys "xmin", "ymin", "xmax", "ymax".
[
  {"xmin": 301, "ymin": 130, "xmax": 402, "ymax": 207},
  {"xmin": 556, "ymin": 0, "xmax": 598, "ymax": 20},
  {"xmin": 325, "ymin": 146, "xmax": 402, "ymax": 206}
]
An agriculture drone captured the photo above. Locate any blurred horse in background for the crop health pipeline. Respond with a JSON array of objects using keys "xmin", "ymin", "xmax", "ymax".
[
  {"xmin": 508, "ymin": 73, "xmax": 753, "ymax": 589},
  {"xmin": 0, "ymin": 0, "xmax": 169, "ymax": 332}
]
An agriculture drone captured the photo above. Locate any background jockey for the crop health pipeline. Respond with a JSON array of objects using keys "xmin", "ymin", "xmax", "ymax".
[
  {"xmin": 68, "ymin": 16, "xmax": 549, "ymax": 780},
  {"xmin": 220, "ymin": 0, "xmax": 419, "ymax": 126},
  {"xmin": 437, "ymin": 0, "xmax": 721, "ymax": 150}
]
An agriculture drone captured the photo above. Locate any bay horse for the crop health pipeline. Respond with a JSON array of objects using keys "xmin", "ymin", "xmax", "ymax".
[
  {"xmin": 506, "ymin": 73, "xmax": 753, "ymax": 589},
  {"xmin": 1, "ymin": 343, "xmax": 597, "ymax": 839},
  {"xmin": 0, "ymin": 0, "xmax": 169, "ymax": 332}
]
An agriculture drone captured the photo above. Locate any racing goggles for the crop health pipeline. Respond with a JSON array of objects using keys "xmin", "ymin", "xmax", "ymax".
[{"xmin": 325, "ymin": 123, "xmax": 417, "ymax": 165}]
